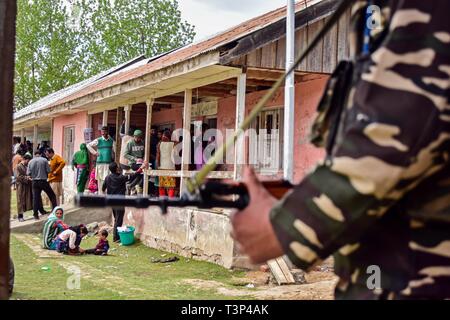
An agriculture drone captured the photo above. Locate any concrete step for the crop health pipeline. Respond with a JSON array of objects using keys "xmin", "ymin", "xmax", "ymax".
[{"xmin": 11, "ymin": 206, "xmax": 113, "ymax": 233}]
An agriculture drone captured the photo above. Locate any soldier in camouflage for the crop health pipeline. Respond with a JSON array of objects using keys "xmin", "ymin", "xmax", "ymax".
[{"xmin": 232, "ymin": 0, "xmax": 450, "ymax": 299}]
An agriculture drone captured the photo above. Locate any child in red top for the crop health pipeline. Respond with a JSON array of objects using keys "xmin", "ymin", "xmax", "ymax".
[{"xmin": 84, "ymin": 229, "xmax": 110, "ymax": 255}]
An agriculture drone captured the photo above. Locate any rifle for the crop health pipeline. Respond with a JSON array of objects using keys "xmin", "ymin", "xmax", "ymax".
[{"xmin": 75, "ymin": 180, "xmax": 292, "ymax": 214}]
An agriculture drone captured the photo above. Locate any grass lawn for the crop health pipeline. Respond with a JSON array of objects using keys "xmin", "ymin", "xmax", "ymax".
[
  {"xmin": 10, "ymin": 234, "xmax": 251, "ymax": 300},
  {"xmin": 10, "ymin": 189, "xmax": 51, "ymax": 220}
]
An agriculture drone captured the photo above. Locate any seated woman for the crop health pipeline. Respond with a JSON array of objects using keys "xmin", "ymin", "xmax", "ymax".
[{"xmin": 42, "ymin": 206, "xmax": 70, "ymax": 250}]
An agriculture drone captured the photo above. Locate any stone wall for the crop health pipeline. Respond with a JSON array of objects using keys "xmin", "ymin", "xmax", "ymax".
[{"xmin": 124, "ymin": 207, "xmax": 237, "ymax": 268}]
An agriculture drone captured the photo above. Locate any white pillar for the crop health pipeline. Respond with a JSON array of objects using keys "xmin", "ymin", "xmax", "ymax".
[
  {"xmin": 284, "ymin": 0, "xmax": 295, "ymax": 182},
  {"xmin": 87, "ymin": 114, "xmax": 93, "ymax": 128},
  {"xmin": 33, "ymin": 125, "xmax": 38, "ymax": 152},
  {"xmin": 124, "ymin": 105, "xmax": 131, "ymax": 136},
  {"xmin": 143, "ymin": 99, "xmax": 154, "ymax": 196},
  {"xmin": 102, "ymin": 110, "xmax": 108, "ymax": 127},
  {"xmin": 50, "ymin": 120, "xmax": 54, "ymax": 148},
  {"xmin": 180, "ymin": 89, "xmax": 192, "ymax": 193},
  {"xmin": 234, "ymin": 71, "xmax": 247, "ymax": 180},
  {"xmin": 20, "ymin": 128, "xmax": 25, "ymax": 145}
]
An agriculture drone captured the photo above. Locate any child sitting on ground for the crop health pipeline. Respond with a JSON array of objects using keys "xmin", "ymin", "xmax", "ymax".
[
  {"xmin": 84, "ymin": 229, "xmax": 110, "ymax": 255},
  {"xmin": 55, "ymin": 225, "xmax": 88, "ymax": 255}
]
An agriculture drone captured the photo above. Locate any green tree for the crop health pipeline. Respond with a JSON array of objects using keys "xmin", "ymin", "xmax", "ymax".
[
  {"xmin": 79, "ymin": 0, "xmax": 195, "ymax": 75},
  {"xmin": 14, "ymin": 0, "xmax": 82, "ymax": 109},
  {"xmin": 14, "ymin": 0, "xmax": 195, "ymax": 110}
]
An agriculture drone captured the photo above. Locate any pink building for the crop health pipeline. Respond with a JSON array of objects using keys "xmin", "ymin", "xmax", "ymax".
[{"xmin": 13, "ymin": 0, "xmax": 350, "ymax": 268}]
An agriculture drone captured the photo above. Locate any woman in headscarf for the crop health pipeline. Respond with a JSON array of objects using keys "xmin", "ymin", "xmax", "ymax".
[
  {"xmin": 72, "ymin": 143, "xmax": 90, "ymax": 193},
  {"xmin": 42, "ymin": 206, "xmax": 69, "ymax": 250}
]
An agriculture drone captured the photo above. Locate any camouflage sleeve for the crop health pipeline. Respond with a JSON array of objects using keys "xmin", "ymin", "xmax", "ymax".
[{"xmin": 270, "ymin": 0, "xmax": 450, "ymax": 271}]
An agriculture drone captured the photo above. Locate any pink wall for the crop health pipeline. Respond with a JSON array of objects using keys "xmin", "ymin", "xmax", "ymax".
[
  {"xmin": 52, "ymin": 112, "xmax": 88, "ymax": 156},
  {"xmin": 217, "ymin": 75, "xmax": 328, "ymax": 182},
  {"xmin": 152, "ymin": 106, "xmax": 183, "ymax": 129}
]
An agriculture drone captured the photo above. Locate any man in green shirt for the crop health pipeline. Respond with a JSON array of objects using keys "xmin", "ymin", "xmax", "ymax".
[
  {"xmin": 87, "ymin": 126, "xmax": 116, "ymax": 194},
  {"xmin": 124, "ymin": 129, "xmax": 146, "ymax": 194}
]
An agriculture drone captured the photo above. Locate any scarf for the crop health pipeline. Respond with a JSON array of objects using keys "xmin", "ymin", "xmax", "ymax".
[
  {"xmin": 42, "ymin": 206, "xmax": 65, "ymax": 249},
  {"xmin": 73, "ymin": 143, "xmax": 89, "ymax": 165}
]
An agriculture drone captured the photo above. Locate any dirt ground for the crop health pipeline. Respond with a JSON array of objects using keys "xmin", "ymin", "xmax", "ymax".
[{"xmin": 183, "ymin": 258, "xmax": 338, "ymax": 300}]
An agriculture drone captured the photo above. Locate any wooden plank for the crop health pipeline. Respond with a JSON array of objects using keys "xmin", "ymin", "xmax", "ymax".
[
  {"xmin": 307, "ymin": 19, "xmax": 324, "ymax": 73},
  {"xmin": 277, "ymin": 257, "xmax": 296, "ymax": 283},
  {"xmin": 296, "ymin": 26, "xmax": 309, "ymax": 71},
  {"xmin": 260, "ymin": 42, "xmax": 277, "ymax": 69},
  {"xmin": 246, "ymin": 48, "xmax": 262, "ymax": 68},
  {"xmin": 146, "ymin": 170, "xmax": 233, "ymax": 179},
  {"xmin": 276, "ymin": 37, "xmax": 286, "ymax": 70},
  {"xmin": 267, "ymin": 257, "xmax": 295, "ymax": 285},
  {"xmin": 322, "ymin": 16, "xmax": 338, "ymax": 73},
  {"xmin": 337, "ymin": 9, "xmax": 351, "ymax": 62}
]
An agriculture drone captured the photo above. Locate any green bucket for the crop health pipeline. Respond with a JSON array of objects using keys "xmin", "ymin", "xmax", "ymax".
[{"xmin": 118, "ymin": 226, "xmax": 135, "ymax": 246}]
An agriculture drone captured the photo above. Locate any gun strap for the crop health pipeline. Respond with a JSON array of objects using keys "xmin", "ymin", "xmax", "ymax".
[{"xmin": 187, "ymin": 0, "xmax": 356, "ymax": 193}]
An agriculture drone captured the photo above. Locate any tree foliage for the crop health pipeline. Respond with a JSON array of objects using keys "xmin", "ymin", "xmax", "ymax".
[{"xmin": 14, "ymin": 0, "xmax": 195, "ymax": 110}]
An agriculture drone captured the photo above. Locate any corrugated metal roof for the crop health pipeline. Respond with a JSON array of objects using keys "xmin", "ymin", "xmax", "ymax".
[
  {"xmin": 14, "ymin": 0, "xmax": 322, "ymax": 121},
  {"xmin": 14, "ymin": 55, "xmax": 148, "ymax": 119}
]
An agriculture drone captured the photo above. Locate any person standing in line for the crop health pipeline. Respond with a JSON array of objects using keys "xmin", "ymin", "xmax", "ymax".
[
  {"xmin": 156, "ymin": 130, "xmax": 176, "ymax": 198},
  {"xmin": 11, "ymin": 149, "xmax": 24, "ymax": 190},
  {"xmin": 72, "ymin": 143, "xmax": 90, "ymax": 193},
  {"xmin": 87, "ymin": 126, "xmax": 116, "ymax": 195},
  {"xmin": 119, "ymin": 127, "xmax": 134, "ymax": 172},
  {"xmin": 45, "ymin": 148, "xmax": 66, "ymax": 205},
  {"xmin": 14, "ymin": 153, "xmax": 33, "ymax": 222},
  {"xmin": 124, "ymin": 129, "xmax": 146, "ymax": 194},
  {"xmin": 12, "ymin": 137, "xmax": 21, "ymax": 155},
  {"xmin": 27, "ymin": 151, "xmax": 57, "ymax": 220}
]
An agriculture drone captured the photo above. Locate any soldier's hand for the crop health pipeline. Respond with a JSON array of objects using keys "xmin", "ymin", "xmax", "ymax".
[{"xmin": 231, "ymin": 166, "xmax": 284, "ymax": 264}]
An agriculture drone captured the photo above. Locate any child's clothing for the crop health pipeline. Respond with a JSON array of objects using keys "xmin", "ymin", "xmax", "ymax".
[
  {"xmin": 54, "ymin": 229, "xmax": 79, "ymax": 254},
  {"xmin": 84, "ymin": 238, "xmax": 110, "ymax": 255},
  {"xmin": 88, "ymin": 169, "xmax": 98, "ymax": 193}
]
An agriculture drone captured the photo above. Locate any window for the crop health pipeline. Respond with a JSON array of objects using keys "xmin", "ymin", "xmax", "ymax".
[
  {"xmin": 63, "ymin": 126, "xmax": 75, "ymax": 162},
  {"xmin": 205, "ymin": 117, "xmax": 217, "ymax": 130},
  {"xmin": 249, "ymin": 108, "xmax": 283, "ymax": 173}
]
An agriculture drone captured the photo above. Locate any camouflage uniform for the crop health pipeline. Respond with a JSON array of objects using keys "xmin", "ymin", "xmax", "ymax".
[{"xmin": 270, "ymin": 0, "xmax": 450, "ymax": 299}]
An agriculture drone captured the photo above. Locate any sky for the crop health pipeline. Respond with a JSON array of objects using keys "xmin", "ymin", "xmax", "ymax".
[{"xmin": 178, "ymin": 0, "xmax": 290, "ymax": 41}]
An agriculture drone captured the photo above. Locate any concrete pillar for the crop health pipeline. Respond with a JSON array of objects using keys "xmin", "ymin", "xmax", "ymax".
[
  {"xmin": 50, "ymin": 120, "xmax": 54, "ymax": 148},
  {"xmin": 143, "ymin": 99, "xmax": 154, "ymax": 196},
  {"xmin": 115, "ymin": 107, "xmax": 124, "ymax": 164},
  {"xmin": 87, "ymin": 114, "xmax": 93, "ymax": 128},
  {"xmin": 124, "ymin": 105, "xmax": 131, "ymax": 136},
  {"xmin": 20, "ymin": 128, "xmax": 25, "ymax": 145},
  {"xmin": 33, "ymin": 125, "xmax": 38, "ymax": 152},
  {"xmin": 102, "ymin": 110, "xmax": 108, "ymax": 127},
  {"xmin": 180, "ymin": 89, "xmax": 192, "ymax": 193},
  {"xmin": 234, "ymin": 71, "xmax": 247, "ymax": 180}
]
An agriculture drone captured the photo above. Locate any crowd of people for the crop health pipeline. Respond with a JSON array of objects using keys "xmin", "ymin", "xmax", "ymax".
[
  {"xmin": 12, "ymin": 137, "xmax": 63, "ymax": 222},
  {"xmin": 11, "ymin": 122, "xmax": 213, "ymax": 251}
]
